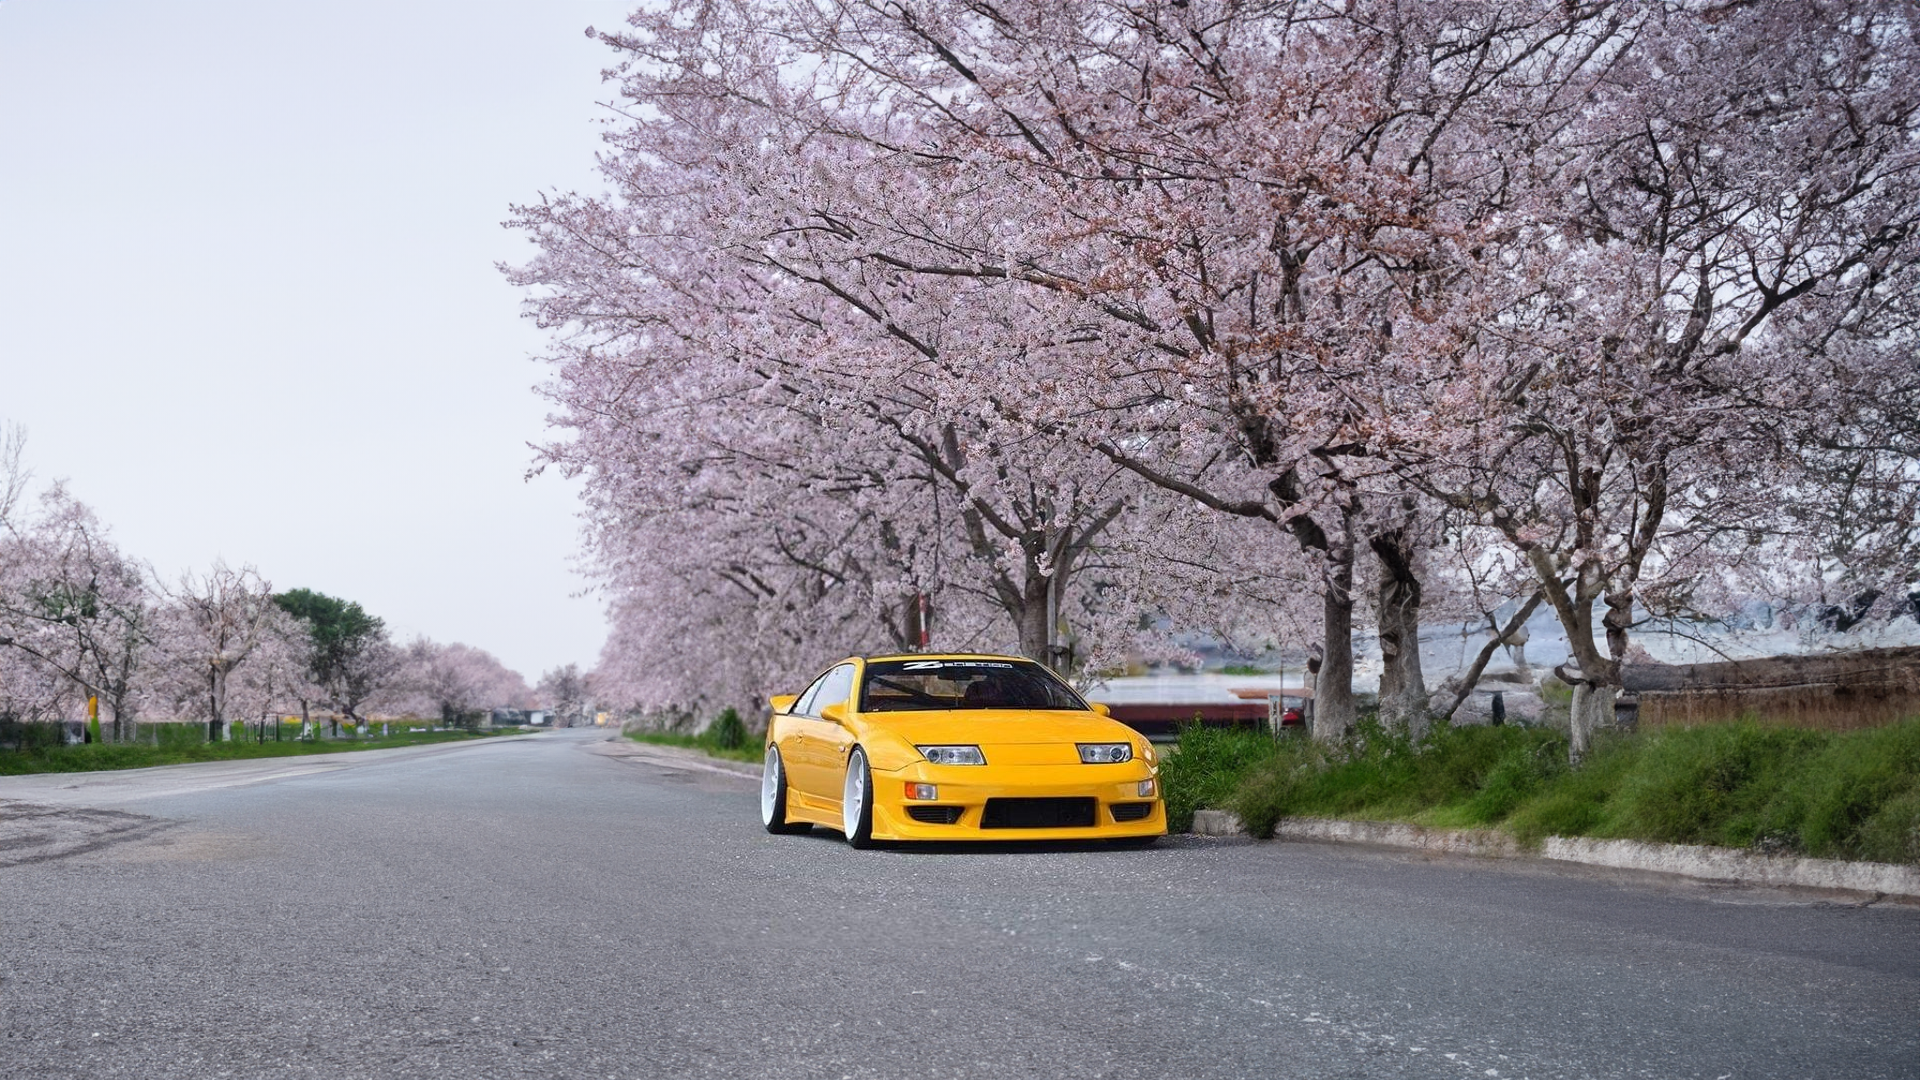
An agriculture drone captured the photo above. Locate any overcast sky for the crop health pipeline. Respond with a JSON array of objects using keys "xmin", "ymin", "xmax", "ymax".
[{"xmin": 0, "ymin": 1, "xmax": 637, "ymax": 681}]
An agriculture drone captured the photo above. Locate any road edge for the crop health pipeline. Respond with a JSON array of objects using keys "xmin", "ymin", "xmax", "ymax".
[{"xmin": 1190, "ymin": 809, "xmax": 1920, "ymax": 901}]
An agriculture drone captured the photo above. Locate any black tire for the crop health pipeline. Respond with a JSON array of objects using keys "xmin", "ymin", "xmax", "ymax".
[
  {"xmin": 841, "ymin": 746, "xmax": 876, "ymax": 849},
  {"xmin": 760, "ymin": 746, "xmax": 809, "ymax": 835}
]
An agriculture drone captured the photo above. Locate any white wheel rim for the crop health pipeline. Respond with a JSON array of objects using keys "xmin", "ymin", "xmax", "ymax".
[
  {"xmin": 842, "ymin": 750, "xmax": 866, "ymax": 839},
  {"xmin": 761, "ymin": 748, "xmax": 781, "ymax": 826}
]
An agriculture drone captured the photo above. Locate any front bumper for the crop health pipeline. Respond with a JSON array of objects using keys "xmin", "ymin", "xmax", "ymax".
[{"xmin": 869, "ymin": 760, "xmax": 1166, "ymax": 841}]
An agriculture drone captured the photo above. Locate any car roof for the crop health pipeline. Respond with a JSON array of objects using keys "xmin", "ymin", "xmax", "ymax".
[{"xmin": 860, "ymin": 652, "xmax": 1035, "ymax": 665}]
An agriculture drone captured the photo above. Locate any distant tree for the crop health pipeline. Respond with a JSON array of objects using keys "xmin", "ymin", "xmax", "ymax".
[
  {"xmin": 0, "ymin": 429, "xmax": 155, "ymax": 735},
  {"xmin": 221, "ymin": 611, "xmax": 322, "ymax": 738},
  {"xmin": 536, "ymin": 663, "xmax": 588, "ymax": 727},
  {"xmin": 392, "ymin": 638, "xmax": 533, "ymax": 729},
  {"xmin": 31, "ymin": 488, "xmax": 154, "ymax": 741},
  {"xmin": 151, "ymin": 563, "xmax": 284, "ymax": 741},
  {"xmin": 272, "ymin": 588, "xmax": 399, "ymax": 732}
]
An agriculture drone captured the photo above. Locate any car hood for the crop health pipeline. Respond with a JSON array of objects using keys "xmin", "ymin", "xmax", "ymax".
[{"xmin": 865, "ymin": 709, "xmax": 1135, "ymax": 747}]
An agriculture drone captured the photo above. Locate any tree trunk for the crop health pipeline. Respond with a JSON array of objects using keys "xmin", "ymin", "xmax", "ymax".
[
  {"xmin": 1568, "ymin": 680, "xmax": 1616, "ymax": 761},
  {"xmin": 1433, "ymin": 591, "xmax": 1544, "ymax": 722},
  {"xmin": 1371, "ymin": 529, "xmax": 1428, "ymax": 736},
  {"xmin": 1013, "ymin": 581, "xmax": 1051, "ymax": 669},
  {"xmin": 1524, "ymin": 549, "xmax": 1627, "ymax": 764},
  {"xmin": 208, "ymin": 666, "xmax": 227, "ymax": 743},
  {"xmin": 1312, "ymin": 549, "xmax": 1356, "ymax": 740}
]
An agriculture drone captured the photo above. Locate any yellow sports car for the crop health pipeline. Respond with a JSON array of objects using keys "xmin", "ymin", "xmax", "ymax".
[{"xmin": 760, "ymin": 654, "xmax": 1165, "ymax": 847}]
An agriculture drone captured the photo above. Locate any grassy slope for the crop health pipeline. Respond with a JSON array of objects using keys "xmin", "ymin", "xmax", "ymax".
[
  {"xmin": 1161, "ymin": 719, "xmax": 1920, "ymax": 865},
  {"xmin": 0, "ymin": 729, "xmax": 503, "ymax": 776}
]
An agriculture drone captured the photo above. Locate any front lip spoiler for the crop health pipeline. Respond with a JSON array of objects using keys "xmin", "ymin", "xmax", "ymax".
[{"xmin": 874, "ymin": 799, "xmax": 1166, "ymax": 842}]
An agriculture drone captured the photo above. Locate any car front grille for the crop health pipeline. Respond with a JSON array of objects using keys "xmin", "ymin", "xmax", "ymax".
[
  {"xmin": 1109, "ymin": 802, "xmax": 1155, "ymax": 822},
  {"xmin": 906, "ymin": 805, "xmax": 963, "ymax": 824},
  {"xmin": 980, "ymin": 797, "xmax": 1097, "ymax": 829}
]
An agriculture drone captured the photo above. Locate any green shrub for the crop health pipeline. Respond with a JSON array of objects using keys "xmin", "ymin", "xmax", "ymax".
[
  {"xmin": 1764, "ymin": 720, "xmax": 1920, "ymax": 862},
  {"xmin": 0, "ymin": 717, "xmax": 66, "ymax": 752},
  {"xmin": 1228, "ymin": 738, "xmax": 1328, "ymax": 837},
  {"xmin": 153, "ymin": 723, "xmax": 205, "ymax": 749},
  {"xmin": 1503, "ymin": 735, "xmax": 1635, "ymax": 845},
  {"xmin": 1852, "ymin": 787, "xmax": 1920, "ymax": 865},
  {"xmin": 626, "ymin": 726, "xmax": 763, "ymax": 763},
  {"xmin": 1601, "ymin": 723, "xmax": 1825, "ymax": 847},
  {"xmin": 1162, "ymin": 709, "xmax": 1920, "ymax": 864},
  {"xmin": 1159, "ymin": 725, "xmax": 1285, "ymax": 832},
  {"xmin": 1227, "ymin": 721, "xmax": 1567, "ymax": 836},
  {"xmin": 1450, "ymin": 731, "xmax": 1570, "ymax": 825},
  {"xmin": 705, "ymin": 708, "xmax": 748, "ymax": 752}
]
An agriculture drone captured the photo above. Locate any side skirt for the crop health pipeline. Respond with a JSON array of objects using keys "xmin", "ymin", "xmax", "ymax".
[{"xmin": 788, "ymin": 789, "xmax": 844, "ymax": 830}]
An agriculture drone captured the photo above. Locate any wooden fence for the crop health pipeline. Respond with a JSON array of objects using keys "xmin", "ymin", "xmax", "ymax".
[{"xmin": 1622, "ymin": 646, "xmax": 1920, "ymax": 730}]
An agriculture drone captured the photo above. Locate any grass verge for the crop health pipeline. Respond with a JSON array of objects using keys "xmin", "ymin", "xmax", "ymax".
[
  {"xmin": 1175, "ymin": 718, "xmax": 1920, "ymax": 864},
  {"xmin": 0, "ymin": 728, "xmax": 505, "ymax": 776},
  {"xmin": 626, "ymin": 730, "xmax": 762, "ymax": 764}
]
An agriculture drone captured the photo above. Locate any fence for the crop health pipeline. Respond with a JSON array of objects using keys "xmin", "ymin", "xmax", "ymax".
[
  {"xmin": 0, "ymin": 717, "xmax": 441, "ymax": 752},
  {"xmin": 1622, "ymin": 646, "xmax": 1920, "ymax": 730}
]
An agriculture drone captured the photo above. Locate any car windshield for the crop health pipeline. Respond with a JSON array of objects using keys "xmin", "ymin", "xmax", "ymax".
[{"xmin": 858, "ymin": 659, "xmax": 1088, "ymax": 713}]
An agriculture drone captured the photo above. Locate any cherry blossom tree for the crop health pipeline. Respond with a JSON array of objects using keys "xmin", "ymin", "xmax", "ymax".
[
  {"xmin": 1381, "ymin": 0, "xmax": 1920, "ymax": 755},
  {"xmin": 217, "ymin": 609, "xmax": 321, "ymax": 738},
  {"xmin": 512, "ymin": 0, "xmax": 1371, "ymax": 721},
  {"xmin": 26, "ymin": 488, "xmax": 153, "ymax": 740},
  {"xmin": 391, "ymin": 638, "xmax": 533, "ymax": 727},
  {"xmin": 535, "ymin": 0, "xmax": 1534, "ymax": 734},
  {"xmin": 0, "ymin": 433, "xmax": 155, "ymax": 737},
  {"xmin": 536, "ymin": 662, "xmax": 592, "ymax": 726},
  {"xmin": 511, "ymin": 160, "xmax": 1143, "ymax": 677},
  {"xmin": 519, "ymin": 0, "xmax": 1920, "ymax": 756},
  {"xmin": 149, "ymin": 562, "xmax": 288, "ymax": 742}
]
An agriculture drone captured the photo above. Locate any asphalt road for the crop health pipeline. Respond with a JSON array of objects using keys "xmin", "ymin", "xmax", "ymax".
[{"xmin": 1, "ymin": 729, "xmax": 1915, "ymax": 1080}]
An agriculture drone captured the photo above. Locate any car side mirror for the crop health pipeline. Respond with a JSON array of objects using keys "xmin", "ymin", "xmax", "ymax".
[
  {"xmin": 818, "ymin": 702, "xmax": 850, "ymax": 725},
  {"xmin": 769, "ymin": 694, "xmax": 798, "ymax": 715},
  {"xmin": 1090, "ymin": 702, "xmax": 1112, "ymax": 717}
]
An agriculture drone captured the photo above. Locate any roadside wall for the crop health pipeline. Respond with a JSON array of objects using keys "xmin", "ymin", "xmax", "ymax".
[{"xmin": 1623, "ymin": 646, "xmax": 1920, "ymax": 730}]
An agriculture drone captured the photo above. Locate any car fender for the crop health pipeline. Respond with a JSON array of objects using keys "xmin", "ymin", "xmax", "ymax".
[{"xmin": 855, "ymin": 728, "xmax": 924, "ymax": 773}]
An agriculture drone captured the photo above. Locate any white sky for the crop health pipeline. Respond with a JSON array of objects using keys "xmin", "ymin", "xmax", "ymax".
[{"xmin": 0, "ymin": 0, "xmax": 637, "ymax": 682}]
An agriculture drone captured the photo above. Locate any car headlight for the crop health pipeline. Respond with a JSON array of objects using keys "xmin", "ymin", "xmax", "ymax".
[
  {"xmin": 918, "ymin": 744, "xmax": 986, "ymax": 765},
  {"xmin": 1077, "ymin": 742, "xmax": 1133, "ymax": 764}
]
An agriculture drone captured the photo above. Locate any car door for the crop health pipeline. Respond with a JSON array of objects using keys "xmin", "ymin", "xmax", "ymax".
[
  {"xmin": 775, "ymin": 668, "xmax": 833, "ymax": 804},
  {"xmin": 786, "ymin": 663, "xmax": 856, "ymax": 802},
  {"xmin": 808, "ymin": 664, "xmax": 860, "ymax": 804}
]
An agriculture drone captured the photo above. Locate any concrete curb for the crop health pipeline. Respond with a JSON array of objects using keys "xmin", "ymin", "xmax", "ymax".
[
  {"xmin": 1190, "ymin": 809, "xmax": 1248, "ymax": 837},
  {"xmin": 1190, "ymin": 811, "xmax": 1920, "ymax": 901},
  {"xmin": 1543, "ymin": 835, "xmax": 1920, "ymax": 898},
  {"xmin": 1275, "ymin": 817, "xmax": 1522, "ymax": 859}
]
